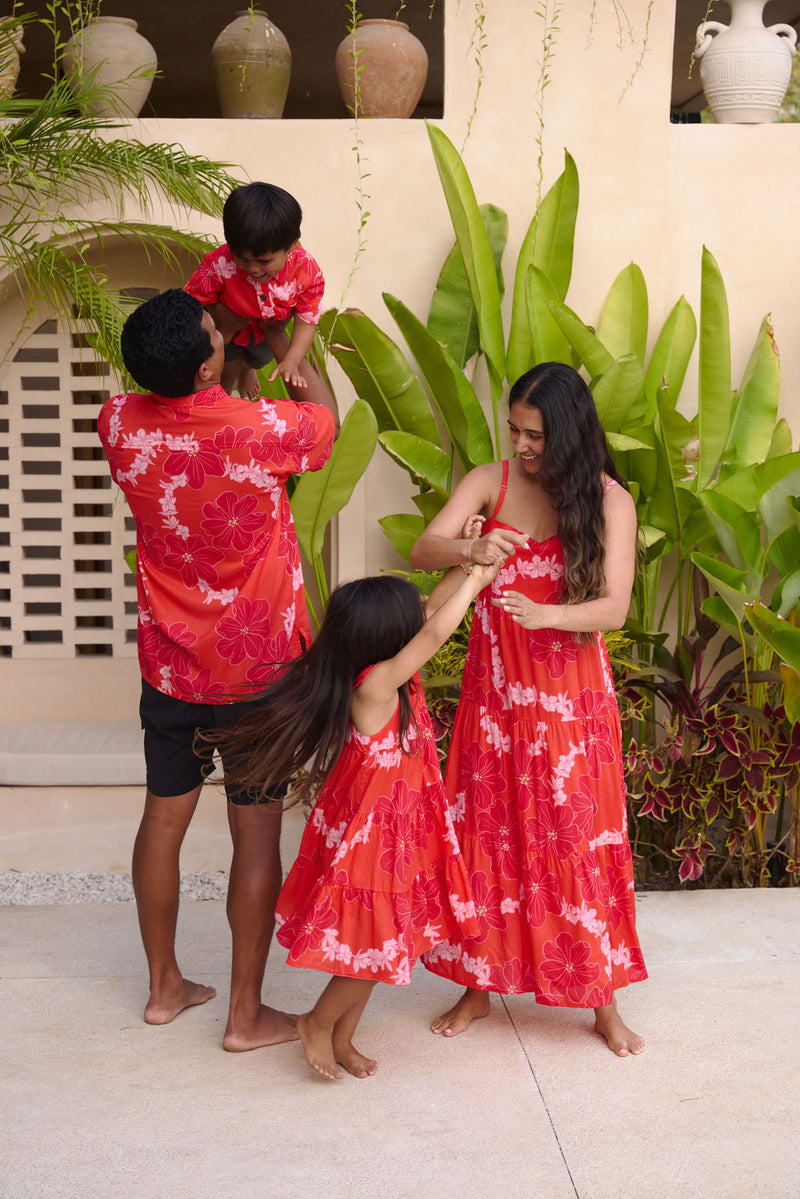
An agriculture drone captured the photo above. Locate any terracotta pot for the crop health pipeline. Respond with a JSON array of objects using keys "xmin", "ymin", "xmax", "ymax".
[
  {"xmin": 0, "ymin": 21, "xmax": 25, "ymax": 101},
  {"xmin": 63, "ymin": 16, "xmax": 157, "ymax": 117},
  {"xmin": 695, "ymin": 0, "xmax": 797, "ymax": 123},
  {"xmin": 335, "ymin": 19, "xmax": 428, "ymax": 119},
  {"xmin": 212, "ymin": 9, "xmax": 291, "ymax": 119}
]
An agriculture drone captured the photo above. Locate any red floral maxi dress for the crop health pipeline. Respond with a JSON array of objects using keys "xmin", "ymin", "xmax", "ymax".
[
  {"xmin": 423, "ymin": 465, "xmax": 647, "ymax": 1007},
  {"xmin": 275, "ymin": 673, "xmax": 479, "ymax": 985}
]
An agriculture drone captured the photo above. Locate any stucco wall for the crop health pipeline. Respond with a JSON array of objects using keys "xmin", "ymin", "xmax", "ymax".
[{"xmin": 3, "ymin": 0, "xmax": 799, "ymax": 720}]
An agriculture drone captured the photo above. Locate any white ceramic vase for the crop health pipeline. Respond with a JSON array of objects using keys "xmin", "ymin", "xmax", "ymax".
[
  {"xmin": 0, "ymin": 20, "xmax": 25, "ymax": 100},
  {"xmin": 211, "ymin": 9, "xmax": 291, "ymax": 119},
  {"xmin": 695, "ymin": 0, "xmax": 797, "ymax": 123},
  {"xmin": 64, "ymin": 16, "xmax": 157, "ymax": 118}
]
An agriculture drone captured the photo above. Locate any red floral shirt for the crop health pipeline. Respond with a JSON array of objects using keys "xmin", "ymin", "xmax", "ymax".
[
  {"xmin": 97, "ymin": 384, "xmax": 335, "ymax": 703},
  {"xmin": 184, "ymin": 243, "xmax": 325, "ymax": 348}
]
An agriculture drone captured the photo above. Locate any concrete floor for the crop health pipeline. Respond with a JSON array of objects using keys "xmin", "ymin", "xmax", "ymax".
[{"xmin": 3, "ymin": 864, "xmax": 800, "ymax": 1198}]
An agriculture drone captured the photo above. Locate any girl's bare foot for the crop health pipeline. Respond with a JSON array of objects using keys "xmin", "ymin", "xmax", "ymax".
[
  {"xmin": 333, "ymin": 1034, "xmax": 378, "ymax": 1079},
  {"xmin": 431, "ymin": 988, "xmax": 491, "ymax": 1036},
  {"xmin": 593, "ymin": 1002, "xmax": 644, "ymax": 1057},
  {"xmin": 298, "ymin": 1012, "xmax": 342, "ymax": 1080},
  {"xmin": 223, "ymin": 1004, "xmax": 299, "ymax": 1051},
  {"xmin": 236, "ymin": 365, "xmax": 260, "ymax": 400},
  {"xmin": 144, "ymin": 978, "xmax": 216, "ymax": 1025}
]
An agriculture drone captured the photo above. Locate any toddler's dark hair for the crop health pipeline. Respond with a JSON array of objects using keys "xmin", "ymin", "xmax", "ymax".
[
  {"xmin": 223, "ymin": 182, "xmax": 302, "ymax": 256},
  {"xmin": 120, "ymin": 290, "xmax": 211, "ymax": 398}
]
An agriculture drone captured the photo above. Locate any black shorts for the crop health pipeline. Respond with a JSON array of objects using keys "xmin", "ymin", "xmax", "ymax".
[
  {"xmin": 224, "ymin": 330, "xmax": 275, "ymax": 369},
  {"xmin": 139, "ymin": 679, "xmax": 287, "ymax": 806}
]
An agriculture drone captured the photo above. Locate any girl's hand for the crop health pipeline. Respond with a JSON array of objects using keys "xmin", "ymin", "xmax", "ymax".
[
  {"xmin": 461, "ymin": 514, "xmax": 485, "ymax": 540},
  {"xmin": 269, "ymin": 355, "xmax": 308, "ymax": 388},
  {"xmin": 470, "ymin": 560, "xmax": 502, "ymax": 591},
  {"xmin": 492, "ymin": 589, "xmax": 552, "ymax": 629}
]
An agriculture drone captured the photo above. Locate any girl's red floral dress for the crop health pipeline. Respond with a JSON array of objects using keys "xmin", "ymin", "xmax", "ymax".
[
  {"xmin": 276, "ymin": 673, "xmax": 479, "ymax": 985},
  {"xmin": 423, "ymin": 464, "xmax": 647, "ymax": 1007}
]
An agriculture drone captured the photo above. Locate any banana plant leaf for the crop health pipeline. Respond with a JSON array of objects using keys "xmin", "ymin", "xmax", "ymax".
[
  {"xmin": 383, "ymin": 293, "xmax": 492, "ymax": 469},
  {"xmin": 769, "ymin": 419, "xmax": 793, "ymax": 459},
  {"xmin": 771, "ymin": 565, "xmax": 800, "ymax": 620},
  {"xmin": 715, "ymin": 453, "xmax": 800, "ymax": 513},
  {"xmin": 327, "ymin": 308, "xmax": 440, "ymax": 443},
  {"xmin": 643, "ymin": 296, "xmax": 697, "ymax": 415},
  {"xmin": 413, "ymin": 491, "xmax": 447, "ymax": 522},
  {"xmin": 596, "ymin": 263, "xmax": 648, "ymax": 366},
  {"xmin": 780, "ymin": 663, "xmax": 800, "ymax": 724},
  {"xmin": 377, "ymin": 431, "xmax": 451, "ymax": 496},
  {"xmin": 521, "ymin": 266, "xmax": 573, "ymax": 370},
  {"xmin": 697, "ymin": 247, "xmax": 733, "ymax": 491},
  {"xmin": 720, "ymin": 316, "xmax": 780, "ymax": 473},
  {"xmin": 379, "ymin": 512, "xmax": 427, "ymax": 561},
  {"xmin": 591, "ymin": 354, "xmax": 647, "ymax": 434},
  {"xmin": 548, "ymin": 297, "xmax": 614, "ymax": 378},
  {"xmin": 746, "ymin": 601, "xmax": 800, "ymax": 676},
  {"xmin": 691, "ymin": 552, "xmax": 763, "ymax": 623},
  {"xmin": 699, "ymin": 490, "xmax": 763, "ymax": 573},
  {"xmin": 767, "ymin": 526, "xmax": 800, "ymax": 583},
  {"xmin": 427, "ymin": 203, "xmax": 508, "ymax": 370},
  {"xmin": 426, "ymin": 124, "xmax": 507, "ymax": 405},
  {"xmin": 506, "ymin": 149, "xmax": 579, "ymax": 381},
  {"xmin": 291, "ymin": 399, "xmax": 378, "ymax": 562}
]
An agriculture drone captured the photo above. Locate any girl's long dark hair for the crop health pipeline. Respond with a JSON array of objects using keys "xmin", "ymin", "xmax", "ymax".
[
  {"xmin": 509, "ymin": 362, "xmax": 628, "ymax": 604},
  {"xmin": 200, "ymin": 576, "xmax": 424, "ymax": 804}
]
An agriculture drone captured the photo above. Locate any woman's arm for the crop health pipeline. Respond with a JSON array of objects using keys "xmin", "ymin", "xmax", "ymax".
[
  {"xmin": 410, "ymin": 465, "xmax": 527, "ymax": 571},
  {"xmin": 491, "ymin": 484, "xmax": 637, "ymax": 632}
]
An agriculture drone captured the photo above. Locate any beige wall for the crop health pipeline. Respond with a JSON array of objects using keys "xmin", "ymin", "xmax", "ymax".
[{"xmin": 3, "ymin": 0, "xmax": 799, "ymax": 718}]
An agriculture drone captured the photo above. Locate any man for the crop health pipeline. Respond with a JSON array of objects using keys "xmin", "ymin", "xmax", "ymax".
[{"xmin": 98, "ymin": 289, "xmax": 337, "ymax": 1049}]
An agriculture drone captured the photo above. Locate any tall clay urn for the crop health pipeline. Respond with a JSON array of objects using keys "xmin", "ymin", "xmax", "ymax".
[
  {"xmin": 335, "ymin": 19, "xmax": 428, "ymax": 118},
  {"xmin": 0, "ymin": 20, "xmax": 25, "ymax": 100},
  {"xmin": 63, "ymin": 16, "xmax": 157, "ymax": 117},
  {"xmin": 212, "ymin": 9, "xmax": 291, "ymax": 119},
  {"xmin": 695, "ymin": 0, "xmax": 797, "ymax": 123}
]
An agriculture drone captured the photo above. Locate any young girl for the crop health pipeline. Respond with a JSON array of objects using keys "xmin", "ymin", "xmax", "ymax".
[{"xmin": 208, "ymin": 567, "xmax": 497, "ymax": 1080}]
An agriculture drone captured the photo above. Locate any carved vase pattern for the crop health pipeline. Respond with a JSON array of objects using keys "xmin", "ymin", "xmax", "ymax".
[{"xmin": 695, "ymin": 0, "xmax": 797, "ymax": 123}]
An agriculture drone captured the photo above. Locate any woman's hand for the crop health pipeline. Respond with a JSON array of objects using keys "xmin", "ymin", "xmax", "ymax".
[
  {"xmin": 471, "ymin": 527, "xmax": 528, "ymax": 566},
  {"xmin": 491, "ymin": 590, "xmax": 553, "ymax": 629}
]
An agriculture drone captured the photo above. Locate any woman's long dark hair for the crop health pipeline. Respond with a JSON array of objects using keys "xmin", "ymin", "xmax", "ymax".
[
  {"xmin": 509, "ymin": 362, "xmax": 628, "ymax": 604},
  {"xmin": 200, "ymin": 576, "xmax": 424, "ymax": 804}
]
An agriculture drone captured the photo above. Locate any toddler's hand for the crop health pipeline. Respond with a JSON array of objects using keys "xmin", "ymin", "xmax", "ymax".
[
  {"xmin": 470, "ymin": 560, "xmax": 502, "ymax": 591},
  {"xmin": 461, "ymin": 514, "xmax": 485, "ymax": 540},
  {"xmin": 269, "ymin": 356, "xmax": 307, "ymax": 389}
]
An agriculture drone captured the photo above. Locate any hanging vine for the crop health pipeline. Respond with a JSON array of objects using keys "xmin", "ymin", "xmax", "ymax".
[
  {"xmin": 459, "ymin": 0, "xmax": 487, "ymax": 154},
  {"xmin": 338, "ymin": 0, "xmax": 372, "ymax": 308}
]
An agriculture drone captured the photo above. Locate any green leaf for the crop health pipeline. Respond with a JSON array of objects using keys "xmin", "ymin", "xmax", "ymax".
[
  {"xmin": 643, "ymin": 296, "xmax": 697, "ymax": 413},
  {"xmin": 780, "ymin": 664, "xmax": 800, "ymax": 723},
  {"xmin": 697, "ymin": 247, "xmax": 732, "ymax": 491},
  {"xmin": 715, "ymin": 453, "xmax": 800, "ymax": 513},
  {"xmin": 328, "ymin": 309, "xmax": 440, "ymax": 442},
  {"xmin": 698, "ymin": 490, "xmax": 763, "ymax": 573},
  {"xmin": 722, "ymin": 316, "xmax": 780, "ymax": 472},
  {"xmin": 746, "ymin": 602, "xmax": 800, "ymax": 676},
  {"xmin": 507, "ymin": 149, "xmax": 578, "ymax": 380},
  {"xmin": 591, "ymin": 354, "xmax": 647, "ymax": 434},
  {"xmin": 379, "ymin": 513, "xmax": 427, "ymax": 561},
  {"xmin": 606, "ymin": 431, "xmax": 650, "ymax": 453},
  {"xmin": 691, "ymin": 552, "xmax": 762, "ymax": 622},
  {"xmin": 427, "ymin": 203, "xmax": 508, "ymax": 369},
  {"xmin": 383, "ymin": 293, "xmax": 492, "ymax": 469},
  {"xmin": 548, "ymin": 297, "xmax": 614, "ymax": 377},
  {"xmin": 771, "ymin": 566, "xmax": 800, "ymax": 619},
  {"xmin": 426, "ymin": 124, "xmax": 507, "ymax": 398},
  {"xmin": 378, "ymin": 431, "xmax": 450, "ymax": 494},
  {"xmin": 291, "ymin": 400, "xmax": 378, "ymax": 561},
  {"xmin": 413, "ymin": 491, "xmax": 447, "ymax": 522},
  {"xmin": 523, "ymin": 266, "xmax": 573, "ymax": 369},
  {"xmin": 596, "ymin": 263, "xmax": 648, "ymax": 365}
]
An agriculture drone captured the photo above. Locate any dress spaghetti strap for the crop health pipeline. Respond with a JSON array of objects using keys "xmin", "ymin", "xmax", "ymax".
[
  {"xmin": 489, "ymin": 460, "xmax": 510, "ymax": 521},
  {"xmin": 603, "ymin": 479, "xmax": 618, "ymax": 494}
]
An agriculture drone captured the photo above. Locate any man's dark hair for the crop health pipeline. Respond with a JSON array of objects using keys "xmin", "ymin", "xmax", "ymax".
[
  {"xmin": 222, "ymin": 182, "xmax": 302, "ymax": 256},
  {"xmin": 120, "ymin": 290, "xmax": 212, "ymax": 398}
]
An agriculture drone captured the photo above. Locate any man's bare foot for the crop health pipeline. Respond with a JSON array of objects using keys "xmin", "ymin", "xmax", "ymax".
[
  {"xmin": 223, "ymin": 1003, "xmax": 300, "ymax": 1052},
  {"xmin": 430, "ymin": 988, "xmax": 491, "ymax": 1036},
  {"xmin": 297, "ymin": 1012, "xmax": 342, "ymax": 1080},
  {"xmin": 333, "ymin": 1035, "xmax": 378, "ymax": 1079},
  {"xmin": 593, "ymin": 1002, "xmax": 645, "ymax": 1057},
  {"xmin": 144, "ymin": 978, "xmax": 216, "ymax": 1025},
  {"xmin": 236, "ymin": 365, "xmax": 260, "ymax": 400}
]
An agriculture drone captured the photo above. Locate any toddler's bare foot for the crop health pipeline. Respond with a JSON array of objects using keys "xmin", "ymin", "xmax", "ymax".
[
  {"xmin": 223, "ymin": 1003, "xmax": 299, "ymax": 1051},
  {"xmin": 144, "ymin": 978, "xmax": 216, "ymax": 1025},
  {"xmin": 431, "ymin": 988, "xmax": 490, "ymax": 1036},
  {"xmin": 236, "ymin": 365, "xmax": 260, "ymax": 400},
  {"xmin": 298, "ymin": 1012, "xmax": 342, "ymax": 1080},
  {"xmin": 333, "ymin": 1035, "xmax": 378, "ymax": 1079},
  {"xmin": 593, "ymin": 1002, "xmax": 644, "ymax": 1057}
]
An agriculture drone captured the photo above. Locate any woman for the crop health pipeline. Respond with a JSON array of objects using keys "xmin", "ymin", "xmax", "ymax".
[{"xmin": 410, "ymin": 362, "xmax": 647, "ymax": 1056}]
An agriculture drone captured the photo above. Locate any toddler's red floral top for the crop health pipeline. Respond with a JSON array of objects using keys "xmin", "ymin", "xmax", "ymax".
[
  {"xmin": 97, "ymin": 384, "xmax": 334, "ymax": 702},
  {"xmin": 184, "ymin": 243, "xmax": 325, "ymax": 348}
]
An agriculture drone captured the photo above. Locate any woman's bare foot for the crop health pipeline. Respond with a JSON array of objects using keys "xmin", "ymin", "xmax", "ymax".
[
  {"xmin": 297, "ymin": 1012, "xmax": 342, "ymax": 1080},
  {"xmin": 593, "ymin": 1002, "xmax": 645, "ymax": 1057},
  {"xmin": 144, "ymin": 978, "xmax": 216, "ymax": 1025},
  {"xmin": 236, "ymin": 365, "xmax": 260, "ymax": 400},
  {"xmin": 333, "ymin": 1034, "xmax": 378, "ymax": 1079},
  {"xmin": 431, "ymin": 988, "xmax": 491, "ymax": 1036},
  {"xmin": 223, "ymin": 1003, "xmax": 300, "ymax": 1052}
]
